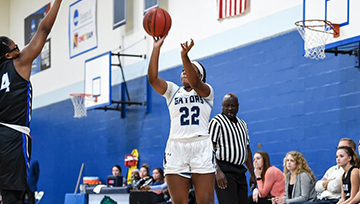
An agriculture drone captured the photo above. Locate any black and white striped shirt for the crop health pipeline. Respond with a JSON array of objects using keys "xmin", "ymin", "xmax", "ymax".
[{"xmin": 209, "ymin": 113, "xmax": 249, "ymax": 166}]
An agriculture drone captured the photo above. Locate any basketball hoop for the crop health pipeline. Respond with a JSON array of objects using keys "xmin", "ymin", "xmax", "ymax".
[
  {"xmin": 70, "ymin": 94, "xmax": 97, "ymax": 118},
  {"xmin": 295, "ymin": 20, "xmax": 340, "ymax": 60}
]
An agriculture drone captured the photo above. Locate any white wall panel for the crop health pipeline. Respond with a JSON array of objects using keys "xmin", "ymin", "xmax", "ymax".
[{"xmin": 6, "ymin": 0, "xmax": 302, "ymax": 108}]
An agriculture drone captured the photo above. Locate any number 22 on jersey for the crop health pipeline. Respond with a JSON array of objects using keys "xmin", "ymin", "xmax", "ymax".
[
  {"xmin": 1, "ymin": 72, "xmax": 10, "ymax": 92},
  {"xmin": 180, "ymin": 106, "xmax": 200, "ymax": 126}
]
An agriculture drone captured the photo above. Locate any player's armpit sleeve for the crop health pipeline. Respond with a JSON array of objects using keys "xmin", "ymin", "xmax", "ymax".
[
  {"xmin": 162, "ymin": 81, "xmax": 179, "ymax": 103},
  {"xmin": 203, "ymin": 83, "xmax": 214, "ymax": 100}
]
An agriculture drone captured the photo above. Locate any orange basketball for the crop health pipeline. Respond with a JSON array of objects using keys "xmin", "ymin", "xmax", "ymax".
[{"xmin": 143, "ymin": 8, "xmax": 172, "ymax": 37}]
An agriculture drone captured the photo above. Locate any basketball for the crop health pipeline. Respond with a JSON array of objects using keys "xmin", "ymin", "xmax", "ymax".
[{"xmin": 143, "ymin": 7, "xmax": 172, "ymax": 38}]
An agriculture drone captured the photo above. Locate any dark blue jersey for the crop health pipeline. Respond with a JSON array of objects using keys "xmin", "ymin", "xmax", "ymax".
[{"xmin": 0, "ymin": 59, "xmax": 32, "ymax": 127}]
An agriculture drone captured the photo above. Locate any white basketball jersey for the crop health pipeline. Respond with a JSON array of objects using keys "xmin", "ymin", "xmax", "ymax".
[{"xmin": 162, "ymin": 81, "xmax": 214, "ymax": 141}]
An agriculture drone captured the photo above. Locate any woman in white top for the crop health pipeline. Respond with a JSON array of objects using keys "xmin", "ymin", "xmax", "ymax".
[{"xmin": 147, "ymin": 36, "xmax": 215, "ymax": 204}]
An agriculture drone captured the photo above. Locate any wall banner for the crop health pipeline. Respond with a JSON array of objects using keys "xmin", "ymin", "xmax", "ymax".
[
  {"xmin": 24, "ymin": 3, "xmax": 51, "ymax": 75},
  {"xmin": 41, "ymin": 39, "xmax": 51, "ymax": 71},
  {"xmin": 69, "ymin": 0, "xmax": 98, "ymax": 59}
]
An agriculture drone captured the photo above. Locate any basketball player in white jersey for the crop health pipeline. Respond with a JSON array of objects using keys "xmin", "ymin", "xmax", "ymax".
[{"xmin": 148, "ymin": 36, "xmax": 215, "ymax": 204}]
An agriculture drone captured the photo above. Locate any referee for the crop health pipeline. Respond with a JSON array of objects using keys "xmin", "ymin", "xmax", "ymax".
[{"xmin": 209, "ymin": 93, "xmax": 256, "ymax": 204}]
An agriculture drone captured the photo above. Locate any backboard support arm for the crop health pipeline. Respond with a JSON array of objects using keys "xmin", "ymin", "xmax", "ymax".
[
  {"xmin": 95, "ymin": 52, "xmax": 147, "ymax": 118},
  {"xmin": 325, "ymin": 45, "xmax": 360, "ymax": 68}
]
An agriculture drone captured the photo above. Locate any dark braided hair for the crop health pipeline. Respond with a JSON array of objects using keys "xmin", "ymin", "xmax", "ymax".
[{"xmin": 0, "ymin": 36, "xmax": 11, "ymax": 63}]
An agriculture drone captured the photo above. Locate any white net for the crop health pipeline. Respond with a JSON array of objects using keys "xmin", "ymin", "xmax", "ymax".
[
  {"xmin": 295, "ymin": 20, "xmax": 334, "ymax": 60},
  {"xmin": 70, "ymin": 94, "xmax": 90, "ymax": 118}
]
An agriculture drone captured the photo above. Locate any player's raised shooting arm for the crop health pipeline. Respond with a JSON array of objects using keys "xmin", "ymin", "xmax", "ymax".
[
  {"xmin": 180, "ymin": 39, "xmax": 210, "ymax": 97},
  {"xmin": 148, "ymin": 37, "xmax": 168, "ymax": 95},
  {"xmin": 15, "ymin": 0, "xmax": 62, "ymax": 81}
]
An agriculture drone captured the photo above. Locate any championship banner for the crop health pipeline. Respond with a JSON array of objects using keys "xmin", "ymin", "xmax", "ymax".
[
  {"xmin": 24, "ymin": 3, "xmax": 51, "ymax": 75},
  {"xmin": 69, "ymin": 0, "xmax": 97, "ymax": 58}
]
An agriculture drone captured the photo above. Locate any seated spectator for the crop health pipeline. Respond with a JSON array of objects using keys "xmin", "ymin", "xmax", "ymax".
[
  {"xmin": 141, "ymin": 167, "xmax": 165, "ymax": 189},
  {"xmin": 139, "ymin": 163, "xmax": 151, "ymax": 180},
  {"xmin": 250, "ymin": 151, "xmax": 285, "ymax": 204},
  {"xmin": 336, "ymin": 146, "xmax": 359, "ymax": 204},
  {"xmin": 130, "ymin": 169, "xmax": 141, "ymax": 188},
  {"xmin": 151, "ymin": 168, "xmax": 164, "ymax": 186},
  {"xmin": 337, "ymin": 138, "xmax": 360, "ymax": 167},
  {"xmin": 142, "ymin": 179, "xmax": 171, "ymax": 203},
  {"xmin": 134, "ymin": 163, "xmax": 154, "ymax": 189},
  {"xmin": 301, "ymin": 138, "xmax": 357, "ymax": 204},
  {"xmin": 301, "ymin": 139, "xmax": 359, "ymax": 204},
  {"xmin": 272, "ymin": 151, "xmax": 317, "ymax": 204},
  {"xmin": 112, "ymin": 165, "xmax": 121, "ymax": 176},
  {"xmin": 348, "ymin": 140, "xmax": 360, "ymax": 204},
  {"xmin": 111, "ymin": 164, "xmax": 126, "ymax": 186},
  {"xmin": 132, "ymin": 168, "xmax": 140, "ymax": 179}
]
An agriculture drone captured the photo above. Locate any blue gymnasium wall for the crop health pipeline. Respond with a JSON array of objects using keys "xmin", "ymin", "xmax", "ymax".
[{"xmin": 31, "ymin": 30, "xmax": 360, "ymax": 203}]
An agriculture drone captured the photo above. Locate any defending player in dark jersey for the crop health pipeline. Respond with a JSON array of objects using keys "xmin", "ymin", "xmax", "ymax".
[{"xmin": 0, "ymin": 1, "xmax": 63, "ymax": 203}]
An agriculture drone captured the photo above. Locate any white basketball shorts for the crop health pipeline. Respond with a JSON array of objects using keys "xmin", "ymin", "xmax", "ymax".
[{"xmin": 163, "ymin": 136, "xmax": 215, "ymax": 176}]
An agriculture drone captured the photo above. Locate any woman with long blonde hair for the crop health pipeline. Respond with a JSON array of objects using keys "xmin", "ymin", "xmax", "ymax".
[{"xmin": 272, "ymin": 151, "xmax": 317, "ymax": 204}]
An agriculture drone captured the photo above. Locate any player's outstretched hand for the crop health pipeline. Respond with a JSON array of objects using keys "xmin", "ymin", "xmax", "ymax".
[
  {"xmin": 180, "ymin": 39, "xmax": 194, "ymax": 58},
  {"xmin": 153, "ymin": 35, "xmax": 166, "ymax": 49}
]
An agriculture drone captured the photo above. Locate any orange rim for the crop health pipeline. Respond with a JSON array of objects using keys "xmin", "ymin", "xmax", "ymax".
[{"xmin": 295, "ymin": 19, "xmax": 340, "ymax": 38}]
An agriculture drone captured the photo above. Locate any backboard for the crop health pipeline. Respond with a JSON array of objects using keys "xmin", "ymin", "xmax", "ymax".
[
  {"xmin": 303, "ymin": 0, "xmax": 360, "ymax": 51},
  {"xmin": 84, "ymin": 51, "xmax": 112, "ymax": 109}
]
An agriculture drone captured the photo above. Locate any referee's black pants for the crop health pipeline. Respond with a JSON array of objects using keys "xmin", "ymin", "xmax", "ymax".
[{"xmin": 215, "ymin": 160, "xmax": 248, "ymax": 204}]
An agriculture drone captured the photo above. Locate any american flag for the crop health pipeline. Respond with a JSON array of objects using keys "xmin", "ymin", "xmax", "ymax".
[{"xmin": 217, "ymin": 0, "xmax": 247, "ymax": 20}]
